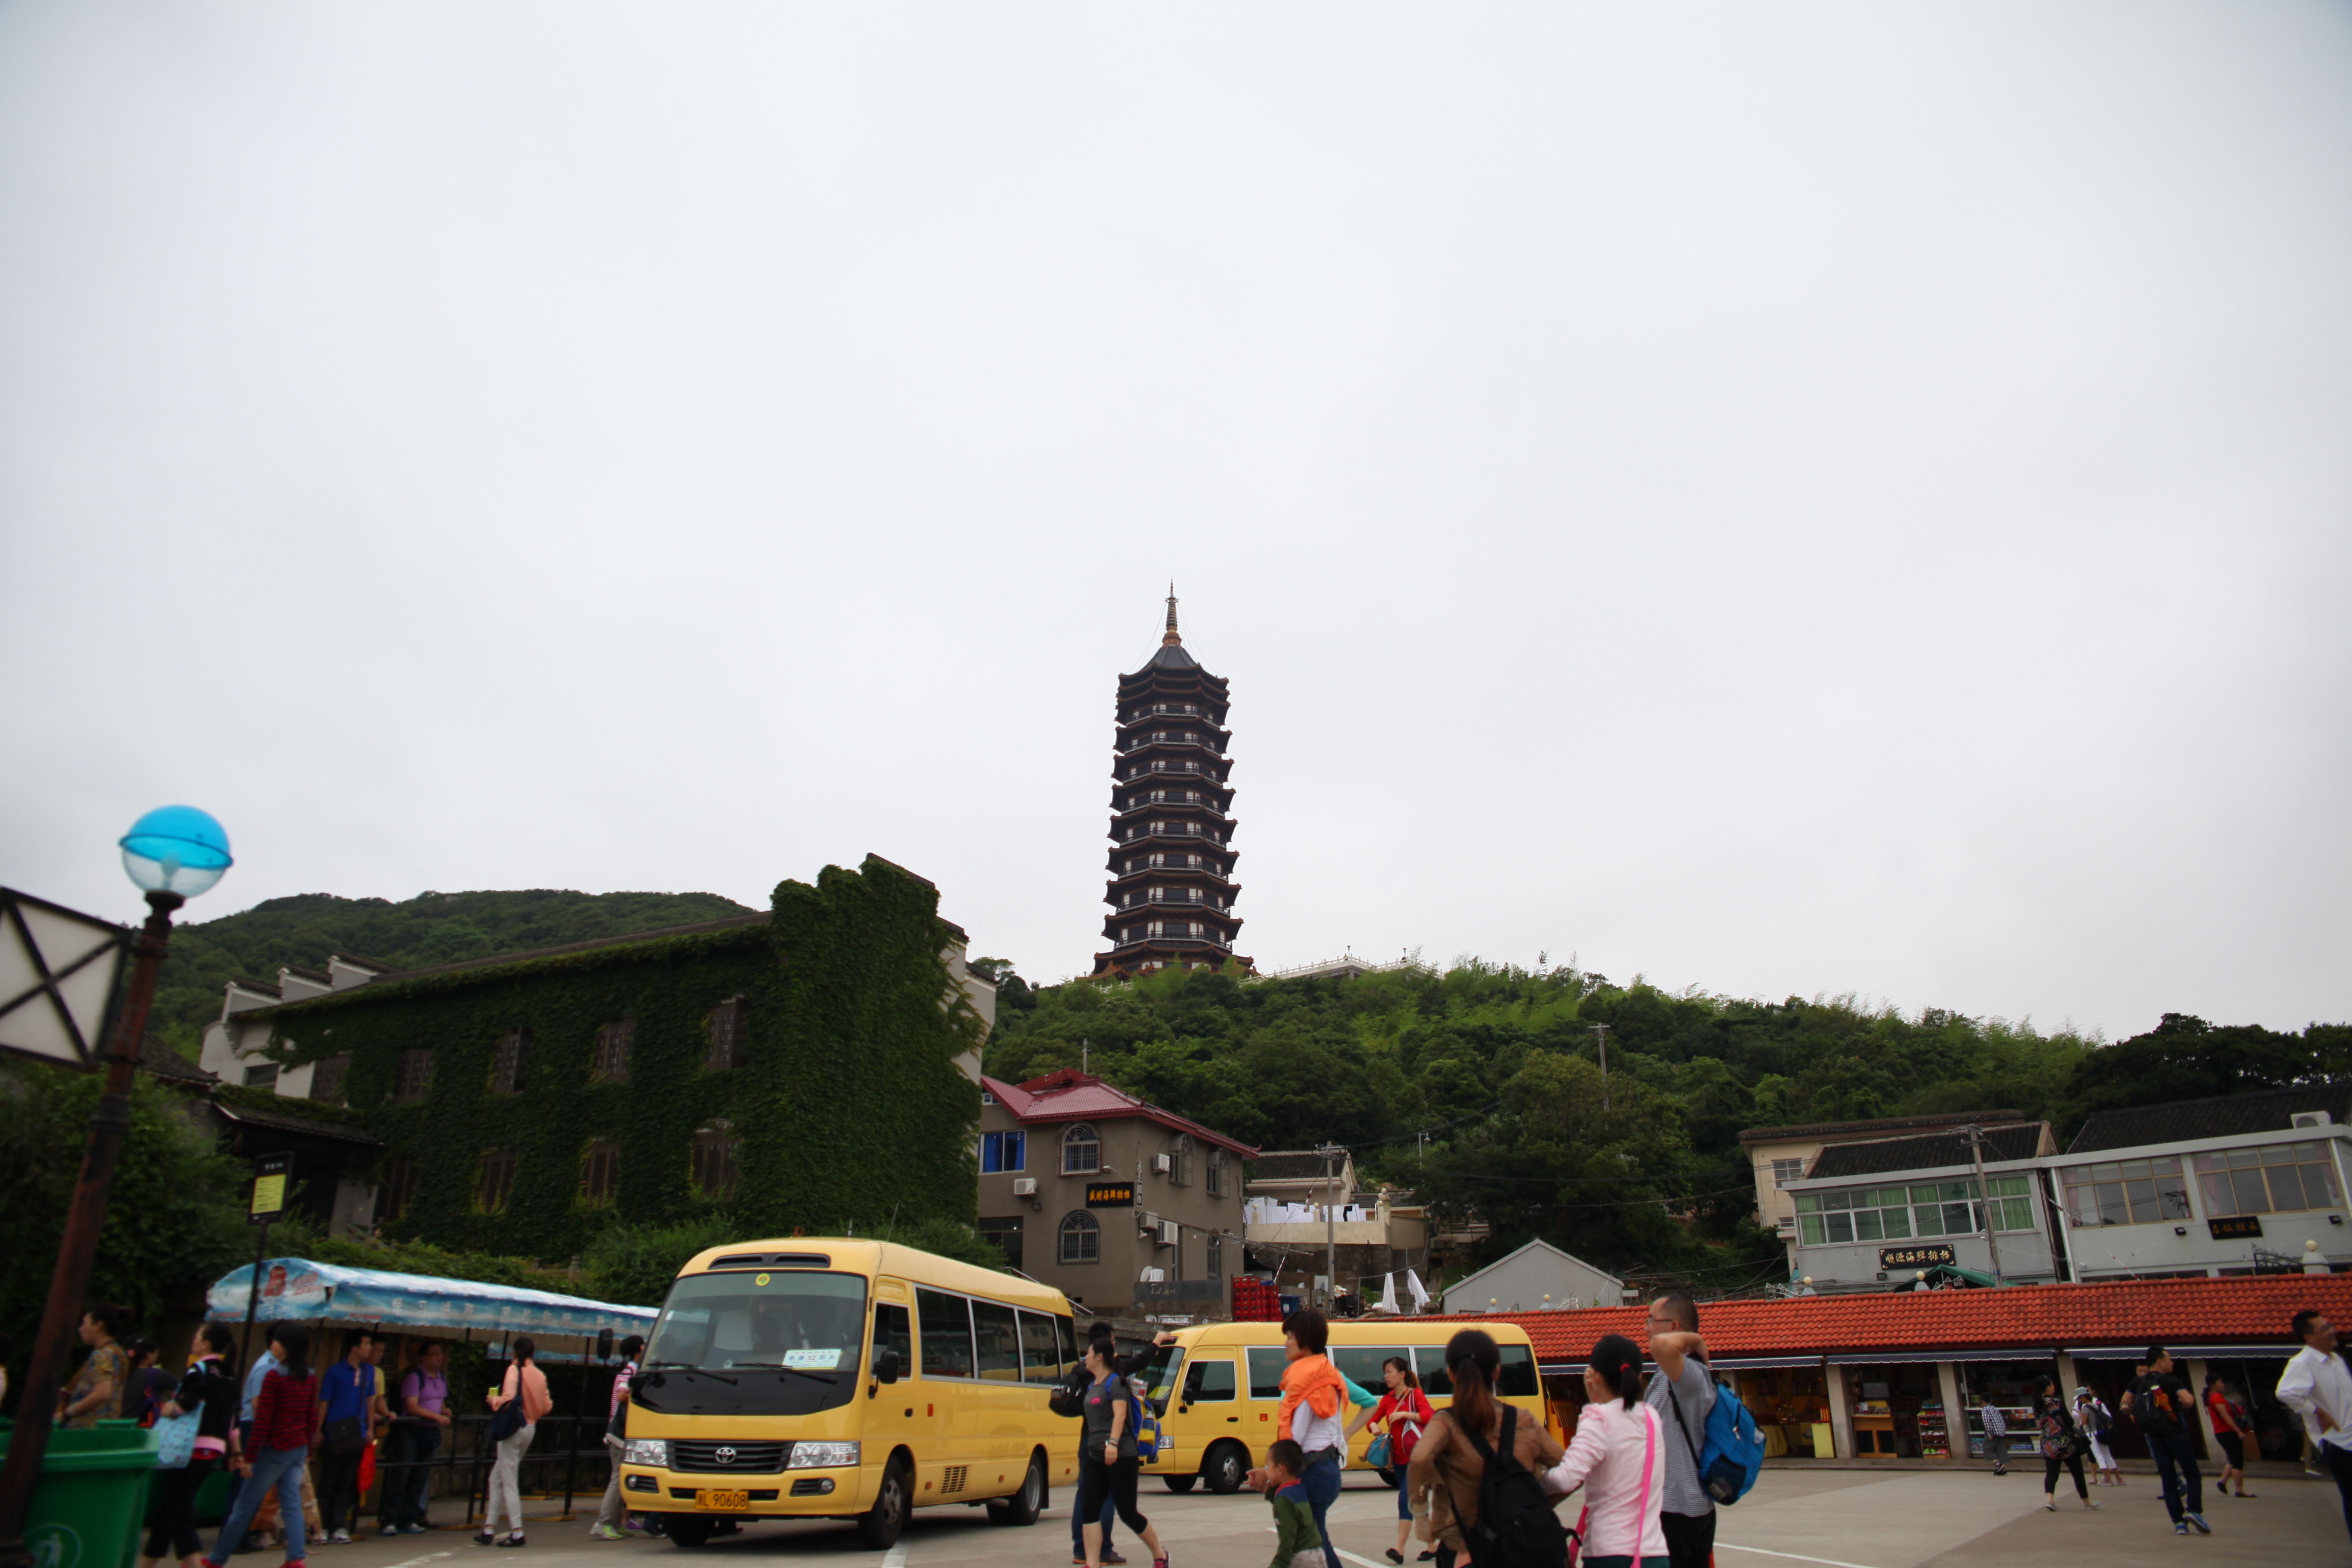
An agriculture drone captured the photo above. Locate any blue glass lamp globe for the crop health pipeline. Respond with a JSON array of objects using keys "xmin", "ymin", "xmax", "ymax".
[{"xmin": 119, "ymin": 805, "xmax": 233, "ymax": 898}]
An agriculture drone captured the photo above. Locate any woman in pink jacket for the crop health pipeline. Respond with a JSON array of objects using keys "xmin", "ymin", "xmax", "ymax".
[{"xmin": 1539, "ymin": 1335, "xmax": 1665, "ymax": 1568}]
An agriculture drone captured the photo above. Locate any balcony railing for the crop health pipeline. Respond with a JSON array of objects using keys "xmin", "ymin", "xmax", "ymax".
[
  {"xmin": 1109, "ymin": 862, "xmax": 1235, "ymax": 883},
  {"xmin": 1110, "ymin": 891, "xmax": 1232, "ymax": 911},
  {"xmin": 1121, "ymin": 760, "xmax": 1230, "ymax": 780},
  {"xmin": 1113, "ymin": 796, "xmax": 1230, "ymax": 817},
  {"xmin": 1121, "ymin": 823, "xmax": 1228, "ymax": 843}
]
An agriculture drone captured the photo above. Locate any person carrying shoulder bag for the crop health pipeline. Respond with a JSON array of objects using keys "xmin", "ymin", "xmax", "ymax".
[{"xmin": 1405, "ymin": 1329, "xmax": 1566, "ymax": 1568}]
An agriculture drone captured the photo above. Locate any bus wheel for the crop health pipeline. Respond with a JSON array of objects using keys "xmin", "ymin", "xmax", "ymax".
[
  {"xmin": 987, "ymin": 1452, "xmax": 1046, "ymax": 1526},
  {"xmin": 666, "ymin": 1517, "xmax": 714, "ymax": 1548},
  {"xmin": 858, "ymin": 1454, "xmax": 912, "ymax": 1548},
  {"xmin": 1161, "ymin": 1475, "xmax": 1197, "ymax": 1494},
  {"xmin": 1201, "ymin": 1442, "xmax": 1249, "ymax": 1495}
]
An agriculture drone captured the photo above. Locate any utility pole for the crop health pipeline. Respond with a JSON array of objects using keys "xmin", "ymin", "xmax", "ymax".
[
  {"xmin": 1318, "ymin": 1143, "xmax": 1344, "ymax": 1308},
  {"xmin": 1961, "ymin": 1126, "xmax": 2006, "ymax": 1285},
  {"xmin": 1589, "ymin": 1023, "xmax": 1611, "ymax": 1111}
]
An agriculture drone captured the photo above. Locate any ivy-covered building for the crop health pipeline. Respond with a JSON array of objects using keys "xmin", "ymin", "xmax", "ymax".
[
  {"xmin": 199, "ymin": 856, "xmax": 995, "ymax": 1257},
  {"xmin": 1094, "ymin": 590, "xmax": 1253, "ymax": 976}
]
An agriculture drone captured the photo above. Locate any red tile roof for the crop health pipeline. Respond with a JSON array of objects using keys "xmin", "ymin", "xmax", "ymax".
[
  {"xmin": 983, "ymin": 1069, "xmax": 1258, "ymax": 1158},
  {"xmin": 1425, "ymin": 1273, "xmax": 2352, "ymax": 1366}
]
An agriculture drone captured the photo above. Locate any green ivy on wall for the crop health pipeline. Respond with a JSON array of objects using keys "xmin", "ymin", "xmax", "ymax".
[{"xmin": 267, "ymin": 857, "xmax": 982, "ymax": 1262}]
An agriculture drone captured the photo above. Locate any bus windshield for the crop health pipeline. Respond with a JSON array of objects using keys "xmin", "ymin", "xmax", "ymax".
[{"xmin": 634, "ymin": 1270, "xmax": 868, "ymax": 1418}]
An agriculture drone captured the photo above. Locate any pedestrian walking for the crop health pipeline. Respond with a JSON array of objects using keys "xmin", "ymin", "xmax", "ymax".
[
  {"xmin": 1405, "ymin": 1328, "xmax": 1565, "ymax": 1568},
  {"xmin": 140, "ymin": 1325, "xmax": 240, "ymax": 1568},
  {"xmin": 219, "ymin": 1334, "xmax": 282, "ymax": 1552},
  {"xmin": 1271, "ymin": 1308, "xmax": 1351, "ymax": 1568},
  {"xmin": 1642, "ymin": 1295, "xmax": 1715, "ymax": 1568},
  {"xmin": 123, "ymin": 1337, "xmax": 176, "ymax": 1426},
  {"xmin": 2276, "ymin": 1308, "xmax": 2352, "ymax": 1543},
  {"xmin": 2072, "ymin": 1388, "xmax": 2122, "ymax": 1486},
  {"xmin": 2128, "ymin": 1347, "xmax": 2209, "ymax": 1535},
  {"xmin": 481, "ymin": 1336, "xmax": 552, "ymax": 1547},
  {"xmin": 1077, "ymin": 1333, "xmax": 1169, "ymax": 1568},
  {"xmin": 1061, "ymin": 1322, "xmax": 1170, "ymax": 1566},
  {"xmin": 1261, "ymin": 1441, "xmax": 1325, "ymax": 1568},
  {"xmin": 1345, "ymin": 1356, "xmax": 1436, "ymax": 1565},
  {"xmin": 2203, "ymin": 1375, "xmax": 2255, "ymax": 1499},
  {"xmin": 1979, "ymin": 1394, "xmax": 2009, "ymax": 1476},
  {"xmin": 59, "ymin": 1303, "xmax": 131, "ymax": 1427},
  {"xmin": 1539, "ymin": 1333, "xmax": 1667, "ymax": 1568},
  {"xmin": 311, "ymin": 1329, "xmax": 379, "ymax": 1544},
  {"xmin": 2028, "ymin": 1375, "xmax": 2095, "ymax": 1513},
  {"xmin": 202, "ymin": 1326, "xmax": 316, "ymax": 1568},
  {"xmin": 379, "ymin": 1340, "xmax": 452, "ymax": 1536},
  {"xmin": 588, "ymin": 1334, "xmax": 644, "ymax": 1541}
]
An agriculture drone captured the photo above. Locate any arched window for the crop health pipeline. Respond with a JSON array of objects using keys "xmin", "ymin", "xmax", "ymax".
[
  {"xmin": 1062, "ymin": 1124, "xmax": 1100, "ymax": 1174},
  {"xmin": 1059, "ymin": 1211, "xmax": 1100, "ymax": 1265}
]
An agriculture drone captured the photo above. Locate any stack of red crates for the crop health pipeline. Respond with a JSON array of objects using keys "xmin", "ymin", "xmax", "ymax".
[{"xmin": 1230, "ymin": 1275, "xmax": 1281, "ymax": 1322}]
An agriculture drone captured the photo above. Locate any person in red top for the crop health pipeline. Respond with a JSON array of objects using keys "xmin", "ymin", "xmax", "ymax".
[
  {"xmin": 1348, "ymin": 1356, "xmax": 1437, "ymax": 1565},
  {"xmin": 2204, "ymin": 1375, "xmax": 2256, "ymax": 1499},
  {"xmin": 203, "ymin": 1327, "xmax": 316, "ymax": 1568}
]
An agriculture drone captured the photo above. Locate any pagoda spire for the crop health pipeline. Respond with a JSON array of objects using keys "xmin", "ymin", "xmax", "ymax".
[{"xmin": 1164, "ymin": 582, "xmax": 1182, "ymax": 646}]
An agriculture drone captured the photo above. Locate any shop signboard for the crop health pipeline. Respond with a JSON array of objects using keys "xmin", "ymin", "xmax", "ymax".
[
  {"xmin": 2208, "ymin": 1216, "xmax": 2263, "ymax": 1239},
  {"xmin": 1880, "ymin": 1243, "xmax": 1957, "ymax": 1269}
]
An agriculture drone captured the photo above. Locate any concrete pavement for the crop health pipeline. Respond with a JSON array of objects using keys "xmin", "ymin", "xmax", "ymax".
[{"xmin": 276, "ymin": 1469, "xmax": 2346, "ymax": 1568}]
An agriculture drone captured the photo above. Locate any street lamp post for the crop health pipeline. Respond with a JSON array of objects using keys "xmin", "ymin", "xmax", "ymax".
[{"xmin": 0, "ymin": 807, "xmax": 232, "ymax": 1568}]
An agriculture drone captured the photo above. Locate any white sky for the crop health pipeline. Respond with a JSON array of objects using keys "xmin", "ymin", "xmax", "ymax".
[{"xmin": 2, "ymin": 3, "xmax": 2346, "ymax": 1039}]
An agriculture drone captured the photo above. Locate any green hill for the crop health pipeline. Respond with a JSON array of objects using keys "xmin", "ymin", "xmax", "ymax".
[{"xmin": 151, "ymin": 887, "xmax": 759, "ymax": 1051}]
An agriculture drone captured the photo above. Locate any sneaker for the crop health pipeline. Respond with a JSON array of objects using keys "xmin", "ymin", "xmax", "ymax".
[
  {"xmin": 401, "ymin": 1526, "xmax": 428, "ymax": 1536},
  {"xmin": 623, "ymin": 1518, "xmax": 646, "ymax": 1534},
  {"xmin": 380, "ymin": 1527, "xmax": 400, "ymax": 1539},
  {"xmin": 2175, "ymin": 1522, "xmax": 2189, "ymax": 1535},
  {"xmin": 1104, "ymin": 1553, "xmax": 1129, "ymax": 1566},
  {"xmin": 329, "ymin": 1531, "xmax": 352, "ymax": 1546},
  {"xmin": 2185, "ymin": 1514, "xmax": 2210, "ymax": 1535},
  {"xmin": 589, "ymin": 1526, "xmax": 627, "ymax": 1541}
]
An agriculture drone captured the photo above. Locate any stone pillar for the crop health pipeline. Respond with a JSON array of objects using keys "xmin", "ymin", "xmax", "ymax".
[
  {"xmin": 1935, "ymin": 1362, "xmax": 1967, "ymax": 1463},
  {"xmin": 2055, "ymin": 1351, "xmax": 2082, "ymax": 1407},
  {"xmin": 2184, "ymin": 1358, "xmax": 2221, "ymax": 1464},
  {"xmin": 1825, "ymin": 1364, "xmax": 1853, "ymax": 1461}
]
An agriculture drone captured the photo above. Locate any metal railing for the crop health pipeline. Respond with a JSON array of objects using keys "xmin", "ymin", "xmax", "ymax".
[{"xmin": 366, "ymin": 1411, "xmax": 611, "ymax": 1526}]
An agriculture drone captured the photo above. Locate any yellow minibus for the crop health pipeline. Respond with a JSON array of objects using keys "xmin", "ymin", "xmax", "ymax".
[
  {"xmin": 1134, "ymin": 1319, "xmax": 1550, "ymax": 1495},
  {"xmin": 617, "ymin": 1238, "xmax": 1081, "ymax": 1548}
]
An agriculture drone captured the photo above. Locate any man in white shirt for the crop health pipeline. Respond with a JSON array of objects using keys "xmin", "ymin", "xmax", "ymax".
[{"xmin": 2277, "ymin": 1309, "xmax": 2352, "ymax": 1543}]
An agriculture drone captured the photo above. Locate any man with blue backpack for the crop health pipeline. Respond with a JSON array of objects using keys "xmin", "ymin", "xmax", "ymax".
[{"xmin": 1645, "ymin": 1294, "xmax": 1767, "ymax": 1568}]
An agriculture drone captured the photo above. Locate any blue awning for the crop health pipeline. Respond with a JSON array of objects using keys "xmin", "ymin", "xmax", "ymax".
[{"xmin": 206, "ymin": 1257, "xmax": 657, "ymax": 1341}]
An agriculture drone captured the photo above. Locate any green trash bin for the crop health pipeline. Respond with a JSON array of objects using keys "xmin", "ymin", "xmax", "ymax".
[{"xmin": 0, "ymin": 1418, "xmax": 159, "ymax": 1568}]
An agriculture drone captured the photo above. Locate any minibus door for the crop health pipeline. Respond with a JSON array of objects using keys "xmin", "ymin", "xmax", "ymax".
[
  {"xmin": 1176, "ymin": 1356, "xmax": 1239, "ymax": 1474},
  {"xmin": 1245, "ymin": 1345, "xmax": 1288, "ymax": 1441},
  {"xmin": 870, "ymin": 1288, "xmax": 945, "ymax": 1502}
]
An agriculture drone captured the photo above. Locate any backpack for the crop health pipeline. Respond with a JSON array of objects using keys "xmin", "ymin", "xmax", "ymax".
[
  {"xmin": 1049, "ymin": 1365, "xmax": 1087, "ymax": 1419},
  {"xmin": 1459, "ymin": 1405, "xmax": 1570, "ymax": 1568},
  {"xmin": 1127, "ymin": 1376, "xmax": 1164, "ymax": 1465},
  {"xmin": 1668, "ymin": 1371, "xmax": 1766, "ymax": 1507}
]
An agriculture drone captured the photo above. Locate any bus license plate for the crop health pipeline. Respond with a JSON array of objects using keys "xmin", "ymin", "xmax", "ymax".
[{"xmin": 698, "ymin": 1489, "xmax": 748, "ymax": 1512}]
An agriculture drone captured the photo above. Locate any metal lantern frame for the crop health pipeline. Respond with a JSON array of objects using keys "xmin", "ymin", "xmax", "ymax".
[{"xmin": 0, "ymin": 886, "xmax": 132, "ymax": 1072}]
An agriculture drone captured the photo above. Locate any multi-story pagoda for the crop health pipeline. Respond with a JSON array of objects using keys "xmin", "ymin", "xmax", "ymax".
[{"xmin": 1092, "ymin": 591, "xmax": 1252, "ymax": 977}]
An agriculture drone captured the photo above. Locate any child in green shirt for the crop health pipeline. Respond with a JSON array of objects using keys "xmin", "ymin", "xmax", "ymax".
[{"xmin": 1264, "ymin": 1439, "xmax": 1326, "ymax": 1568}]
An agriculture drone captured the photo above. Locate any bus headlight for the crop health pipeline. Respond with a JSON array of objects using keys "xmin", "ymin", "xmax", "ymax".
[
  {"xmin": 623, "ymin": 1439, "xmax": 670, "ymax": 1468},
  {"xmin": 789, "ymin": 1441, "xmax": 859, "ymax": 1468}
]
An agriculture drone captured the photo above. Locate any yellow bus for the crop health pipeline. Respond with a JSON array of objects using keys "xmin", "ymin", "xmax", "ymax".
[
  {"xmin": 617, "ymin": 1238, "xmax": 1081, "ymax": 1548},
  {"xmin": 1135, "ymin": 1319, "xmax": 1549, "ymax": 1495}
]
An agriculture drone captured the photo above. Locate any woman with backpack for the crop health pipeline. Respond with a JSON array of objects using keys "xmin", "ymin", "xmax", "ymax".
[
  {"xmin": 1078, "ymin": 1335, "xmax": 1169, "ymax": 1568},
  {"xmin": 1537, "ymin": 1335, "xmax": 1666, "ymax": 1568},
  {"xmin": 2030, "ymin": 1375, "xmax": 2097, "ymax": 1513},
  {"xmin": 1405, "ymin": 1329, "xmax": 1566, "ymax": 1568},
  {"xmin": 2071, "ymin": 1388, "xmax": 2121, "ymax": 1487},
  {"xmin": 1349, "ymin": 1356, "xmax": 1437, "ymax": 1564}
]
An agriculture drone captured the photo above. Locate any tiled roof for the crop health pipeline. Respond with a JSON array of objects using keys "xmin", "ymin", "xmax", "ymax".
[
  {"xmin": 212, "ymin": 1099, "xmax": 382, "ymax": 1147},
  {"xmin": 1739, "ymin": 1111, "xmax": 2024, "ymax": 1147},
  {"xmin": 2068, "ymin": 1085, "xmax": 2352, "ymax": 1154},
  {"xmin": 1251, "ymin": 1152, "xmax": 1343, "ymax": 1182},
  {"xmin": 1808, "ymin": 1124, "xmax": 2046, "ymax": 1179},
  {"xmin": 137, "ymin": 1032, "xmax": 218, "ymax": 1085},
  {"xmin": 1424, "ymin": 1274, "xmax": 2352, "ymax": 1366},
  {"xmin": 982, "ymin": 1069, "xmax": 1257, "ymax": 1158}
]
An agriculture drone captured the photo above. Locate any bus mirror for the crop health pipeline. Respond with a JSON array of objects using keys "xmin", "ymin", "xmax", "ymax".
[{"xmin": 875, "ymin": 1350, "xmax": 902, "ymax": 1385}]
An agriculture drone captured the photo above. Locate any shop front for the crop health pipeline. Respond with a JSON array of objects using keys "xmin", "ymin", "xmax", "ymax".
[
  {"xmin": 1720, "ymin": 1358, "xmax": 1831, "ymax": 1458},
  {"xmin": 1834, "ymin": 1360, "xmax": 1950, "ymax": 1458},
  {"xmin": 1957, "ymin": 1356, "xmax": 2061, "ymax": 1463}
]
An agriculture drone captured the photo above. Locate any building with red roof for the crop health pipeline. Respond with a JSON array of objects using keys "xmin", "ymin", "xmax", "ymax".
[
  {"xmin": 1420, "ymin": 1272, "xmax": 2350, "ymax": 1470},
  {"xmin": 977, "ymin": 1068, "xmax": 1257, "ymax": 1316}
]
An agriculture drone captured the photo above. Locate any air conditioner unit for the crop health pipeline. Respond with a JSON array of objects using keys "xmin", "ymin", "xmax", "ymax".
[
  {"xmin": 1158, "ymin": 1220, "xmax": 1181, "ymax": 1246},
  {"xmin": 1011, "ymin": 1178, "xmax": 1038, "ymax": 1196},
  {"xmin": 1152, "ymin": 1154, "xmax": 1173, "ymax": 1174},
  {"xmin": 2293, "ymin": 1111, "xmax": 2334, "ymax": 1129}
]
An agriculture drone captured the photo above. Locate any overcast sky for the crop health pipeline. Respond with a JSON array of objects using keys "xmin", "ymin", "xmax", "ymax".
[{"xmin": 3, "ymin": 3, "xmax": 2346, "ymax": 1040}]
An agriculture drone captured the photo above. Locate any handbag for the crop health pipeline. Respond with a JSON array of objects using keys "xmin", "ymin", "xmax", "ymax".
[
  {"xmin": 487, "ymin": 1369, "xmax": 527, "ymax": 1442},
  {"xmin": 1365, "ymin": 1432, "xmax": 1392, "ymax": 1471},
  {"xmin": 152, "ymin": 1408, "xmax": 201, "ymax": 1470}
]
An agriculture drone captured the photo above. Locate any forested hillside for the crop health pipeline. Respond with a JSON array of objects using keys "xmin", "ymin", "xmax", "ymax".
[
  {"xmin": 150, "ymin": 888, "xmax": 759, "ymax": 1051},
  {"xmin": 981, "ymin": 960, "xmax": 2350, "ymax": 1292}
]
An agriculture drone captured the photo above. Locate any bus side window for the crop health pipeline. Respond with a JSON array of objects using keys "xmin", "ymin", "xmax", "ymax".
[
  {"xmin": 872, "ymin": 1303, "xmax": 911, "ymax": 1378},
  {"xmin": 1498, "ymin": 1344, "xmax": 1539, "ymax": 1397},
  {"xmin": 1186, "ymin": 1360, "xmax": 1236, "ymax": 1402},
  {"xmin": 1412, "ymin": 1346, "xmax": 1453, "ymax": 1397},
  {"xmin": 1247, "ymin": 1347, "xmax": 1287, "ymax": 1401}
]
